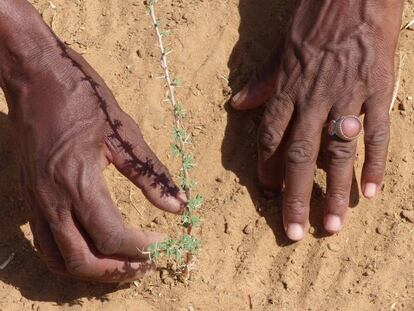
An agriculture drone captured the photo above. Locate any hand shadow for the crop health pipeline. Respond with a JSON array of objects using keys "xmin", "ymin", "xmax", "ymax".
[
  {"xmin": 221, "ymin": 0, "xmax": 360, "ymax": 246},
  {"xmin": 0, "ymin": 112, "xmax": 119, "ymax": 305}
]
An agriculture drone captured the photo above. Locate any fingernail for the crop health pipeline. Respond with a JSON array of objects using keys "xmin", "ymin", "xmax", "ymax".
[
  {"xmin": 231, "ymin": 87, "xmax": 248, "ymax": 108},
  {"xmin": 286, "ymin": 223, "xmax": 304, "ymax": 241},
  {"xmin": 325, "ymin": 214, "xmax": 342, "ymax": 233},
  {"xmin": 172, "ymin": 191, "xmax": 187, "ymax": 214},
  {"xmin": 177, "ymin": 191, "xmax": 188, "ymax": 203},
  {"xmin": 363, "ymin": 183, "xmax": 377, "ymax": 199}
]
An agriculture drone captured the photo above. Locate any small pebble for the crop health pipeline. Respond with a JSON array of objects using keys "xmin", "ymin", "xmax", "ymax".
[
  {"xmin": 376, "ymin": 222, "xmax": 388, "ymax": 235},
  {"xmin": 362, "ymin": 270, "xmax": 372, "ymax": 277},
  {"xmin": 327, "ymin": 243, "xmax": 341, "ymax": 252},
  {"xmin": 401, "ymin": 210, "xmax": 414, "ymax": 223},
  {"xmin": 160, "ymin": 270, "xmax": 172, "ymax": 284},
  {"xmin": 153, "ymin": 216, "xmax": 167, "ymax": 226},
  {"xmin": 224, "ymin": 222, "xmax": 232, "ymax": 234},
  {"xmin": 255, "ymin": 217, "xmax": 266, "ymax": 227},
  {"xmin": 215, "ymin": 177, "xmax": 223, "ymax": 183},
  {"xmin": 243, "ymin": 223, "xmax": 254, "ymax": 235}
]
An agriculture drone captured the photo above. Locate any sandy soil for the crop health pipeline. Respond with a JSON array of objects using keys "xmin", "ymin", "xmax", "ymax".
[{"xmin": 0, "ymin": 0, "xmax": 413, "ymax": 310}]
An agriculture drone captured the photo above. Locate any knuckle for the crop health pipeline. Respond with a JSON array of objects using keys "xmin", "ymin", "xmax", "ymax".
[
  {"xmin": 364, "ymin": 158, "xmax": 385, "ymax": 174},
  {"xmin": 327, "ymin": 142, "xmax": 355, "ymax": 166},
  {"xmin": 365, "ymin": 128, "xmax": 390, "ymax": 150},
  {"xmin": 95, "ymin": 225, "xmax": 124, "ymax": 256},
  {"xmin": 258, "ymin": 96, "xmax": 292, "ymax": 154},
  {"xmin": 286, "ymin": 140, "xmax": 315, "ymax": 165},
  {"xmin": 284, "ymin": 197, "xmax": 307, "ymax": 218},
  {"xmin": 33, "ymin": 178, "xmax": 49, "ymax": 197},
  {"xmin": 327, "ymin": 190, "xmax": 349, "ymax": 208},
  {"xmin": 258, "ymin": 125, "xmax": 283, "ymax": 153},
  {"xmin": 65, "ymin": 252, "xmax": 89, "ymax": 276}
]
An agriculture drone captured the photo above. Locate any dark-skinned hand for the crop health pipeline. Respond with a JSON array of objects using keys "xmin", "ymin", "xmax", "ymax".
[
  {"xmin": 231, "ymin": 0, "xmax": 404, "ymax": 241},
  {"xmin": 0, "ymin": 0, "xmax": 186, "ymax": 282}
]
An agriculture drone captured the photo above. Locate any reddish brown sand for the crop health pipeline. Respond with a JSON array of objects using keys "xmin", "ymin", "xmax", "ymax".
[{"xmin": 0, "ymin": 0, "xmax": 413, "ymax": 310}]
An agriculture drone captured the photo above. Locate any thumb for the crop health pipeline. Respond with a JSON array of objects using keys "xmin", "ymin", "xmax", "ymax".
[
  {"xmin": 106, "ymin": 111, "xmax": 187, "ymax": 214},
  {"xmin": 231, "ymin": 45, "xmax": 283, "ymax": 111}
]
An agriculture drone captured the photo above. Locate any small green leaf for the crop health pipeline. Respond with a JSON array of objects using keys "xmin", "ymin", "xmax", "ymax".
[
  {"xmin": 179, "ymin": 235, "xmax": 201, "ymax": 253},
  {"xmin": 182, "ymin": 154, "xmax": 195, "ymax": 171},
  {"xmin": 173, "ymin": 128, "xmax": 186, "ymax": 142},
  {"xmin": 174, "ymin": 102, "xmax": 186, "ymax": 119},
  {"xmin": 188, "ymin": 195, "xmax": 203, "ymax": 211},
  {"xmin": 160, "ymin": 30, "xmax": 171, "ymax": 37},
  {"xmin": 179, "ymin": 174, "xmax": 195, "ymax": 191},
  {"xmin": 170, "ymin": 143, "xmax": 182, "ymax": 157},
  {"xmin": 182, "ymin": 215, "xmax": 200, "ymax": 228},
  {"xmin": 171, "ymin": 77, "xmax": 182, "ymax": 87}
]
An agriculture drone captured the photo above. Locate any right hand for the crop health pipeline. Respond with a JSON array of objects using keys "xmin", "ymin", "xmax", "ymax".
[
  {"xmin": 0, "ymin": 0, "xmax": 186, "ymax": 282},
  {"xmin": 231, "ymin": 0, "xmax": 403, "ymax": 241}
]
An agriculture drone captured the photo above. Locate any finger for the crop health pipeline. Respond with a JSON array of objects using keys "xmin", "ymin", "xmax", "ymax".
[
  {"xmin": 231, "ymin": 44, "xmax": 285, "ymax": 111},
  {"xmin": 106, "ymin": 112, "xmax": 186, "ymax": 214},
  {"xmin": 324, "ymin": 113, "xmax": 362, "ymax": 233},
  {"xmin": 49, "ymin": 208, "xmax": 155, "ymax": 283},
  {"xmin": 257, "ymin": 94, "xmax": 294, "ymax": 192},
  {"xmin": 283, "ymin": 109, "xmax": 326, "ymax": 241},
  {"xmin": 24, "ymin": 188, "xmax": 68, "ymax": 276},
  {"xmin": 361, "ymin": 96, "xmax": 391, "ymax": 199},
  {"xmin": 32, "ymin": 216, "xmax": 68, "ymax": 276},
  {"xmin": 68, "ymin": 165, "xmax": 167, "ymax": 258}
]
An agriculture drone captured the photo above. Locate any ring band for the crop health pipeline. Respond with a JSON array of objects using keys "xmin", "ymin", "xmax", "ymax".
[{"xmin": 328, "ymin": 115, "xmax": 362, "ymax": 142}]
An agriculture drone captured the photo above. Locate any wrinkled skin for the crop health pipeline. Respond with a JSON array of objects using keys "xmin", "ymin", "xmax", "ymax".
[
  {"xmin": 232, "ymin": 0, "xmax": 404, "ymax": 241},
  {"xmin": 0, "ymin": 0, "xmax": 186, "ymax": 282}
]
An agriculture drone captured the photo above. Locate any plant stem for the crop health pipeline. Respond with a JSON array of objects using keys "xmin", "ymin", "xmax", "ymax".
[{"xmin": 148, "ymin": 2, "xmax": 194, "ymax": 235}]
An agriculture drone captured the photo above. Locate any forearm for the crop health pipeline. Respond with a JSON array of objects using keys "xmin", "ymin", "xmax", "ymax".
[
  {"xmin": 0, "ymin": 0, "xmax": 76, "ymax": 122},
  {"xmin": 0, "ymin": 0, "xmax": 60, "ymax": 92}
]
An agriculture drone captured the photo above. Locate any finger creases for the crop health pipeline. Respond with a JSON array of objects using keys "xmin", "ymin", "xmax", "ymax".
[
  {"xmin": 25, "ymin": 190, "xmax": 68, "ymax": 276},
  {"xmin": 361, "ymin": 95, "xmax": 391, "ymax": 199},
  {"xmin": 70, "ymin": 167, "xmax": 166, "ymax": 259},
  {"xmin": 324, "ymin": 137, "xmax": 357, "ymax": 233},
  {"xmin": 257, "ymin": 94, "xmax": 294, "ymax": 192},
  {"xmin": 49, "ymin": 209, "xmax": 156, "ymax": 283},
  {"xmin": 324, "ymin": 105, "xmax": 362, "ymax": 233},
  {"xmin": 283, "ymin": 111, "xmax": 326, "ymax": 241}
]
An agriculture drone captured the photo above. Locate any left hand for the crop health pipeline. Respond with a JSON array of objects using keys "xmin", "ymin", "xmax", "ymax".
[{"xmin": 231, "ymin": 0, "xmax": 404, "ymax": 241}]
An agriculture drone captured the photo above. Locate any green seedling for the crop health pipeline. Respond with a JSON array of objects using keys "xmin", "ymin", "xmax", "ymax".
[{"xmin": 147, "ymin": 0, "xmax": 202, "ymax": 277}]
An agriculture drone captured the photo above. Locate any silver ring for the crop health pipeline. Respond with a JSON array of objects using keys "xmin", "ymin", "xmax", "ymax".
[{"xmin": 328, "ymin": 115, "xmax": 362, "ymax": 142}]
